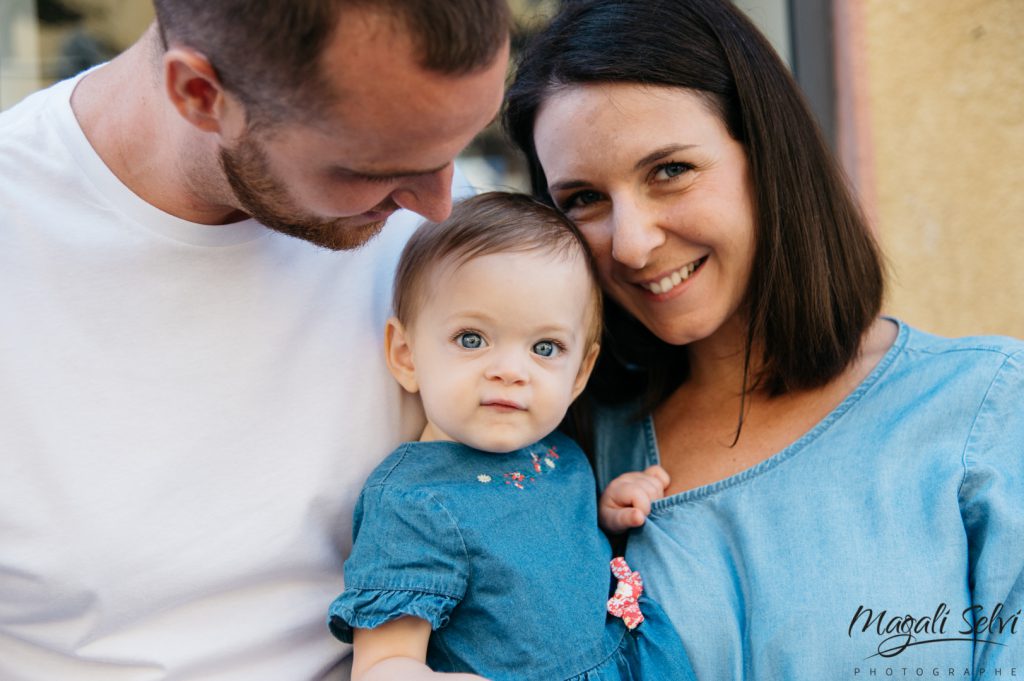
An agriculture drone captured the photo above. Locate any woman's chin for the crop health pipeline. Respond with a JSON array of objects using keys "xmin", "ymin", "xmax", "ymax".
[{"xmin": 628, "ymin": 311, "xmax": 712, "ymax": 347}]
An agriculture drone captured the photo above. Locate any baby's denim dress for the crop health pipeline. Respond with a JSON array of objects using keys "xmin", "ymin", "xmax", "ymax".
[{"xmin": 329, "ymin": 430, "xmax": 695, "ymax": 680}]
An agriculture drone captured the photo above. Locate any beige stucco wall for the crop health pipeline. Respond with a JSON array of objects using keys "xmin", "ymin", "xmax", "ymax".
[
  {"xmin": 76, "ymin": 0, "xmax": 154, "ymax": 50},
  {"xmin": 860, "ymin": 0, "xmax": 1024, "ymax": 338}
]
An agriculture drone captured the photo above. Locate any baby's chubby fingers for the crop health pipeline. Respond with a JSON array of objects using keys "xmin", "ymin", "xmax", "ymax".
[
  {"xmin": 599, "ymin": 506, "xmax": 648, "ymax": 534},
  {"xmin": 629, "ymin": 466, "xmax": 670, "ymax": 502},
  {"xmin": 599, "ymin": 466, "xmax": 673, "ymax": 533},
  {"xmin": 611, "ymin": 467, "xmax": 670, "ymax": 505},
  {"xmin": 641, "ymin": 465, "xmax": 671, "ymax": 491}
]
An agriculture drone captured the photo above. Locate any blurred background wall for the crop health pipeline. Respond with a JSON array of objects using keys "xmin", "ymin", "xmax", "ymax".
[
  {"xmin": 2, "ymin": 0, "xmax": 1020, "ymax": 338},
  {"xmin": 838, "ymin": 0, "xmax": 1023, "ymax": 338}
]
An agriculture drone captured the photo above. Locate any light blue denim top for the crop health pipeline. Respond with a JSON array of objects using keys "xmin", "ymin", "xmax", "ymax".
[
  {"xmin": 592, "ymin": 320, "xmax": 1024, "ymax": 679},
  {"xmin": 328, "ymin": 430, "xmax": 696, "ymax": 680}
]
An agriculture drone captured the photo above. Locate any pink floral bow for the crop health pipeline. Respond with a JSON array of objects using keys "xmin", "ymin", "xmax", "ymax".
[{"xmin": 607, "ymin": 557, "xmax": 645, "ymax": 630}]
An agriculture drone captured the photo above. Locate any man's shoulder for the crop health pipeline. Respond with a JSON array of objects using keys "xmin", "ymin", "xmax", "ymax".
[
  {"xmin": 0, "ymin": 76, "xmax": 76, "ymax": 137},
  {"xmin": 0, "ymin": 76, "xmax": 82, "ymax": 191}
]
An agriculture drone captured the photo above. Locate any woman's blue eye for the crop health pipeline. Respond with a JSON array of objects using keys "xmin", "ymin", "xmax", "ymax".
[
  {"xmin": 560, "ymin": 190, "xmax": 602, "ymax": 212},
  {"xmin": 532, "ymin": 340, "xmax": 561, "ymax": 357},
  {"xmin": 654, "ymin": 162, "xmax": 691, "ymax": 181},
  {"xmin": 456, "ymin": 332, "xmax": 484, "ymax": 349}
]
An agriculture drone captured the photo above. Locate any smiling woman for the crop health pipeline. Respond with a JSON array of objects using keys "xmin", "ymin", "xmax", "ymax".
[
  {"xmin": 535, "ymin": 84, "xmax": 757, "ymax": 350},
  {"xmin": 505, "ymin": 0, "xmax": 1024, "ymax": 679}
]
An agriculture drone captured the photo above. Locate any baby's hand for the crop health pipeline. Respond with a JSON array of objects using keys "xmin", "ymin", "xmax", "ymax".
[{"xmin": 599, "ymin": 465, "xmax": 670, "ymax": 534}]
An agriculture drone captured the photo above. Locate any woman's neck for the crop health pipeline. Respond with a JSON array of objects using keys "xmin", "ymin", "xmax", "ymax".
[
  {"xmin": 653, "ymin": 317, "xmax": 897, "ymax": 496},
  {"xmin": 682, "ymin": 313, "xmax": 759, "ymax": 400}
]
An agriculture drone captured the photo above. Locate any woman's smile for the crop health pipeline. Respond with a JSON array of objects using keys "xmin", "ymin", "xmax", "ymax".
[
  {"xmin": 535, "ymin": 82, "xmax": 756, "ymax": 348},
  {"xmin": 635, "ymin": 255, "xmax": 709, "ymax": 297}
]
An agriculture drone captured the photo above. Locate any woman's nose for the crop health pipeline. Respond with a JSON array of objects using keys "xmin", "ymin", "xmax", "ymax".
[{"xmin": 609, "ymin": 201, "xmax": 666, "ymax": 270}]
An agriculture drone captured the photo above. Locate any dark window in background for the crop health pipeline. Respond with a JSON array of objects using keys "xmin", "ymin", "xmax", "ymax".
[{"xmin": 789, "ymin": 0, "xmax": 836, "ymax": 148}]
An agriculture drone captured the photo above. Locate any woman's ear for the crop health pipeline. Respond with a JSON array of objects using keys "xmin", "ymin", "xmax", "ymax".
[
  {"xmin": 384, "ymin": 317, "xmax": 420, "ymax": 394},
  {"xmin": 571, "ymin": 342, "xmax": 601, "ymax": 400}
]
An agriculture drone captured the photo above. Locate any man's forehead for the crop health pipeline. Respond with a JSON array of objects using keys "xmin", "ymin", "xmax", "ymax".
[
  {"xmin": 291, "ymin": 67, "xmax": 507, "ymax": 175},
  {"xmin": 319, "ymin": 5, "xmax": 509, "ymax": 110}
]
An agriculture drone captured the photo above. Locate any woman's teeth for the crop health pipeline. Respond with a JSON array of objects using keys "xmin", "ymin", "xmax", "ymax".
[{"xmin": 643, "ymin": 259, "xmax": 702, "ymax": 294}]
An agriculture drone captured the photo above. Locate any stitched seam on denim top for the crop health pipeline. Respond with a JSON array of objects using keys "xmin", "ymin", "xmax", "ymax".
[
  {"xmin": 340, "ymin": 585, "xmax": 464, "ymax": 600},
  {"xmin": 646, "ymin": 319, "xmax": 910, "ymax": 510},
  {"xmin": 358, "ymin": 445, "xmax": 472, "ymax": 599},
  {"xmin": 426, "ymin": 488, "xmax": 472, "ymax": 598},
  {"xmin": 957, "ymin": 349, "xmax": 1023, "ymax": 499},
  {"xmin": 372, "ymin": 442, "xmax": 415, "ymax": 486}
]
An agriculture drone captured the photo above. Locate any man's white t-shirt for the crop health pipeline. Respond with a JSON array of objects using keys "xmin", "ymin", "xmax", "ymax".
[{"xmin": 0, "ymin": 74, "xmax": 446, "ymax": 679}]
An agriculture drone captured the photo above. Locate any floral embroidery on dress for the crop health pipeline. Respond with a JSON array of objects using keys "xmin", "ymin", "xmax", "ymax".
[
  {"xmin": 505, "ymin": 471, "xmax": 528, "ymax": 489},
  {"xmin": 477, "ymin": 446, "xmax": 560, "ymax": 490}
]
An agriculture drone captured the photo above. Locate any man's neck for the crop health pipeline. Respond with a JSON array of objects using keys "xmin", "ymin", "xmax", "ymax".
[{"xmin": 69, "ymin": 25, "xmax": 241, "ymax": 225}]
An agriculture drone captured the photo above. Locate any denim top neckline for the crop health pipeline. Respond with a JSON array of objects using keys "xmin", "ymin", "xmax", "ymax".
[{"xmin": 643, "ymin": 317, "xmax": 909, "ymax": 510}]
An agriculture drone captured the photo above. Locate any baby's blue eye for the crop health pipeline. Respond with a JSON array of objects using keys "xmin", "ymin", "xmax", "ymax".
[
  {"xmin": 532, "ymin": 340, "xmax": 561, "ymax": 357},
  {"xmin": 456, "ymin": 332, "xmax": 484, "ymax": 349}
]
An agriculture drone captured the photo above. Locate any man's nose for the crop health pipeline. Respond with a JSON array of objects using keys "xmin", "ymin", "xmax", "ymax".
[{"xmin": 390, "ymin": 165, "xmax": 455, "ymax": 223}]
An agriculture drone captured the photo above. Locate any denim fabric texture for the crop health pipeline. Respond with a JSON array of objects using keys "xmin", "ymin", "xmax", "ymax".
[
  {"xmin": 592, "ymin": 320, "xmax": 1024, "ymax": 680},
  {"xmin": 328, "ymin": 430, "xmax": 695, "ymax": 680}
]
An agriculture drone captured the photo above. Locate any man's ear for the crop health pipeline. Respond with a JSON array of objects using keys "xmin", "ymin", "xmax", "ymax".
[
  {"xmin": 163, "ymin": 47, "xmax": 235, "ymax": 134},
  {"xmin": 384, "ymin": 317, "xmax": 419, "ymax": 394},
  {"xmin": 571, "ymin": 342, "xmax": 601, "ymax": 400}
]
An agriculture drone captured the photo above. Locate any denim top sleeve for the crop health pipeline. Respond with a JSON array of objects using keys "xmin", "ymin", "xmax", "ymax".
[
  {"xmin": 328, "ymin": 482, "xmax": 469, "ymax": 642},
  {"xmin": 959, "ymin": 349, "xmax": 1024, "ymax": 668}
]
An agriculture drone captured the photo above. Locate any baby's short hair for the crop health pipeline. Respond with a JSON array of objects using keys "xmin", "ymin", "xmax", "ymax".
[{"xmin": 392, "ymin": 191, "xmax": 603, "ymax": 349}]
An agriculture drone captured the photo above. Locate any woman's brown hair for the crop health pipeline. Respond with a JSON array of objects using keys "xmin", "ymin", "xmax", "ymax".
[{"xmin": 504, "ymin": 0, "xmax": 885, "ymax": 418}]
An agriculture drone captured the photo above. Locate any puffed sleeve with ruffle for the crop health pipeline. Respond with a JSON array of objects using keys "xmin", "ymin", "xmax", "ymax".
[
  {"xmin": 959, "ymin": 349, "xmax": 1024, "ymax": 670},
  {"xmin": 328, "ymin": 483, "xmax": 469, "ymax": 643}
]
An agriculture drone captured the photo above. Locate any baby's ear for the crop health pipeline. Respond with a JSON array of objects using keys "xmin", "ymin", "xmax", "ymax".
[
  {"xmin": 571, "ymin": 342, "xmax": 601, "ymax": 400},
  {"xmin": 384, "ymin": 317, "xmax": 419, "ymax": 394}
]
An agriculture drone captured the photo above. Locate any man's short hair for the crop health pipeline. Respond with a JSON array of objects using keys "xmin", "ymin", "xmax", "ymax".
[
  {"xmin": 393, "ymin": 192, "xmax": 604, "ymax": 350},
  {"xmin": 153, "ymin": 0, "xmax": 510, "ymax": 125}
]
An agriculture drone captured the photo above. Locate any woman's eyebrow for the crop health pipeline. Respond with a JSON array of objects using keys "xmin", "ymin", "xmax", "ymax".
[
  {"xmin": 548, "ymin": 144, "xmax": 700, "ymax": 192},
  {"xmin": 632, "ymin": 144, "xmax": 697, "ymax": 171},
  {"xmin": 548, "ymin": 179, "xmax": 590, "ymax": 193}
]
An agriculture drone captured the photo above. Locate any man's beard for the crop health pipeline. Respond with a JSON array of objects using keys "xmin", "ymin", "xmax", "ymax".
[{"xmin": 219, "ymin": 132, "xmax": 393, "ymax": 251}]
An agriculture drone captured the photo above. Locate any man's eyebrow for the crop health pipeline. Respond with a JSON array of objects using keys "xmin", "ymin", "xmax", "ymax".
[{"xmin": 336, "ymin": 161, "xmax": 451, "ymax": 181}]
